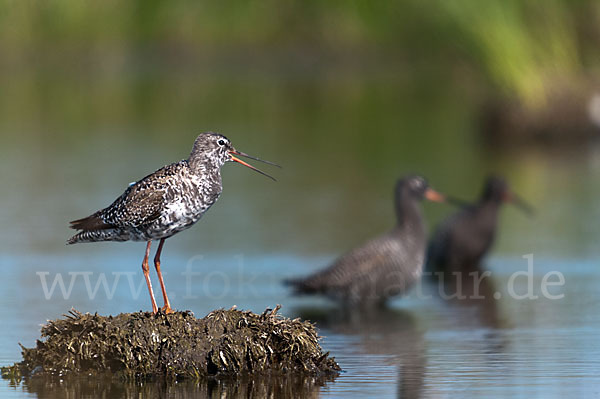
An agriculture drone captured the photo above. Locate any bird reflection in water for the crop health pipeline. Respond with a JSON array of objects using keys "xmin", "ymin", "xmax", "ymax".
[{"xmin": 294, "ymin": 306, "xmax": 426, "ymax": 399}]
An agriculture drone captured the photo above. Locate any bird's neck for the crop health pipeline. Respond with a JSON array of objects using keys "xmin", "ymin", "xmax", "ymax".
[
  {"xmin": 395, "ymin": 200, "xmax": 425, "ymax": 237},
  {"xmin": 188, "ymin": 156, "xmax": 223, "ymax": 177},
  {"xmin": 477, "ymin": 200, "xmax": 501, "ymax": 219},
  {"xmin": 186, "ymin": 159, "xmax": 223, "ymax": 196}
]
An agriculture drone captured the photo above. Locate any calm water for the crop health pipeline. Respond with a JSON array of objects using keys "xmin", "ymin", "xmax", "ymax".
[
  {"xmin": 1, "ymin": 50, "xmax": 600, "ymax": 396},
  {"xmin": 1, "ymin": 134, "xmax": 600, "ymax": 398},
  {"xmin": 1, "ymin": 2, "xmax": 599, "ymax": 396}
]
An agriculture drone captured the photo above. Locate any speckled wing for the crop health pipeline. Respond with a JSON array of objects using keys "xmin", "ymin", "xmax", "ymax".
[
  {"xmin": 70, "ymin": 162, "xmax": 187, "ymax": 233},
  {"xmin": 101, "ymin": 183, "xmax": 166, "ymax": 228},
  {"xmin": 68, "ymin": 183, "xmax": 166, "ymax": 233},
  {"xmin": 292, "ymin": 232, "xmax": 403, "ymax": 294},
  {"xmin": 99, "ymin": 161, "xmax": 190, "ymax": 228}
]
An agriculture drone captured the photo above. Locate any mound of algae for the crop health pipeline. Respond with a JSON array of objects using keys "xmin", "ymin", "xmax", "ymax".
[{"xmin": 1, "ymin": 306, "xmax": 340, "ymax": 382}]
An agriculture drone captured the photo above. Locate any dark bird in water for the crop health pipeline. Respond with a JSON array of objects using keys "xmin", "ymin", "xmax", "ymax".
[
  {"xmin": 68, "ymin": 132, "xmax": 278, "ymax": 314},
  {"xmin": 286, "ymin": 175, "xmax": 447, "ymax": 308},
  {"xmin": 426, "ymin": 175, "xmax": 532, "ymax": 277}
]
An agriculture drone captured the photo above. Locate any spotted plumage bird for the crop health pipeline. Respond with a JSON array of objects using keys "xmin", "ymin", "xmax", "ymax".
[
  {"xmin": 68, "ymin": 132, "xmax": 278, "ymax": 314},
  {"xmin": 286, "ymin": 175, "xmax": 447, "ymax": 308},
  {"xmin": 426, "ymin": 175, "xmax": 532, "ymax": 276}
]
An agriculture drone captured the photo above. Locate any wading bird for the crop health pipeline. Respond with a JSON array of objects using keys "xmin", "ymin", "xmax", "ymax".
[
  {"xmin": 286, "ymin": 175, "xmax": 447, "ymax": 308},
  {"xmin": 426, "ymin": 175, "xmax": 532, "ymax": 277},
  {"xmin": 68, "ymin": 132, "xmax": 278, "ymax": 314}
]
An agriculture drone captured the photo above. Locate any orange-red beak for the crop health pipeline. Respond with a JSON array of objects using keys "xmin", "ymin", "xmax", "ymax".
[
  {"xmin": 229, "ymin": 149, "xmax": 279, "ymax": 181},
  {"xmin": 424, "ymin": 188, "xmax": 446, "ymax": 203},
  {"xmin": 504, "ymin": 191, "xmax": 534, "ymax": 215}
]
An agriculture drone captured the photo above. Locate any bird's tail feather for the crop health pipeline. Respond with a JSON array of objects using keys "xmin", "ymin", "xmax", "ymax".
[
  {"xmin": 283, "ymin": 277, "xmax": 320, "ymax": 295},
  {"xmin": 67, "ymin": 229, "xmax": 128, "ymax": 244}
]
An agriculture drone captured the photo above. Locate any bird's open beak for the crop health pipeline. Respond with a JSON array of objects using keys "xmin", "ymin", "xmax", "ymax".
[
  {"xmin": 424, "ymin": 188, "xmax": 446, "ymax": 203},
  {"xmin": 229, "ymin": 149, "xmax": 279, "ymax": 181},
  {"xmin": 505, "ymin": 191, "xmax": 534, "ymax": 215}
]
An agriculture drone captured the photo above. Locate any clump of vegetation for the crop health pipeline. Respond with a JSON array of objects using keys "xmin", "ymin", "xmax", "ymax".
[{"xmin": 1, "ymin": 307, "xmax": 340, "ymax": 381}]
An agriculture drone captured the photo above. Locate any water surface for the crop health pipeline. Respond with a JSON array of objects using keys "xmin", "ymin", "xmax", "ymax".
[{"xmin": 1, "ymin": 64, "xmax": 599, "ymax": 398}]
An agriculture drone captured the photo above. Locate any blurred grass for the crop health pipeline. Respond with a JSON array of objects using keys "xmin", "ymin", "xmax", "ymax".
[
  {"xmin": 436, "ymin": 0, "xmax": 588, "ymax": 108},
  {"xmin": 0, "ymin": 0, "xmax": 598, "ymax": 139},
  {"xmin": 0, "ymin": 1, "xmax": 598, "ymax": 257}
]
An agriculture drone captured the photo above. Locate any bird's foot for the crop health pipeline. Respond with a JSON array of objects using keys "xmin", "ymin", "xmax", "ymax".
[{"xmin": 161, "ymin": 305, "xmax": 175, "ymax": 314}]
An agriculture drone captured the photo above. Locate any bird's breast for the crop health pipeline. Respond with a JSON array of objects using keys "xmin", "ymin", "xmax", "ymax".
[
  {"xmin": 143, "ymin": 174, "xmax": 222, "ymax": 239},
  {"xmin": 168, "ymin": 174, "xmax": 221, "ymax": 218}
]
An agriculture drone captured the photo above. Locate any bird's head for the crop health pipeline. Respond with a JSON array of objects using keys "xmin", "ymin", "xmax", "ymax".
[
  {"xmin": 393, "ymin": 175, "xmax": 447, "ymax": 224},
  {"xmin": 190, "ymin": 132, "xmax": 279, "ymax": 180},
  {"xmin": 481, "ymin": 175, "xmax": 532, "ymax": 214},
  {"xmin": 395, "ymin": 175, "xmax": 446, "ymax": 204}
]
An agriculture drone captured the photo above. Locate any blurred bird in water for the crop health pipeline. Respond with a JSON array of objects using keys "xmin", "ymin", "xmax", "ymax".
[
  {"xmin": 68, "ymin": 132, "xmax": 279, "ymax": 314},
  {"xmin": 426, "ymin": 175, "xmax": 532, "ymax": 278},
  {"xmin": 286, "ymin": 175, "xmax": 447, "ymax": 308}
]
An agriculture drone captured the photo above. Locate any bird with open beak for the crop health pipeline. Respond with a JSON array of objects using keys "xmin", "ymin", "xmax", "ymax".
[{"xmin": 67, "ymin": 132, "xmax": 279, "ymax": 314}]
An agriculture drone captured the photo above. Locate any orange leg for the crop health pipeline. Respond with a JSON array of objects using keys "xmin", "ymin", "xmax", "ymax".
[
  {"xmin": 154, "ymin": 238, "xmax": 174, "ymax": 314},
  {"xmin": 142, "ymin": 241, "xmax": 159, "ymax": 314}
]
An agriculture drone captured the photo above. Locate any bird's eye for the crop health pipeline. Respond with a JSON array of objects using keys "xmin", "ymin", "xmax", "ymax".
[
  {"xmin": 217, "ymin": 139, "xmax": 226, "ymax": 146},
  {"xmin": 412, "ymin": 179, "xmax": 423, "ymax": 189}
]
